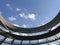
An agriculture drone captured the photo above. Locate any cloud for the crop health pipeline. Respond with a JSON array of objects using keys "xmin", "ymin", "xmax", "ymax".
[
  {"xmin": 21, "ymin": 24, "xmax": 27, "ymax": 28},
  {"xmin": 28, "ymin": 13, "xmax": 36, "ymax": 20},
  {"xmin": 6, "ymin": 3, "xmax": 13, "ymax": 10},
  {"xmin": 19, "ymin": 13, "xmax": 27, "ymax": 19},
  {"xmin": 6, "ymin": 3, "xmax": 10, "ymax": 7},
  {"xmin": 16, "ymin": 8, "xmax": 21, "ymax": 11},
  {"xmin": 19, "ymin": 13, "xmax": 36, "ymax": 20},
  {"xmin": 8, "ymin": 16, "xmax": 16, "ymax": 21}
]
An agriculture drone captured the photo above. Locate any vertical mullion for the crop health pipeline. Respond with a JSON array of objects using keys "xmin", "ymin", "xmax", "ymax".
[
  {"xmin": 29, "ymin": 40, "xmax": 31, "ymax": 45},
  {"xmin": 20, "ymin": 40, "xmax": 23, "ymax": 45},
  {"xmin": 10, "ymin": 39, "xmax": 15, "ymax": 45}
]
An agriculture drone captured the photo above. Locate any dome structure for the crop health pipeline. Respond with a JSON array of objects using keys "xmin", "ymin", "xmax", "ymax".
[
  {"xmin": 0, "ymin": 11, "xmax": 60, "ymax": 45},
  {"xmin": 0, "ymin": 0, "xmax": 60, "ymax": 45}
]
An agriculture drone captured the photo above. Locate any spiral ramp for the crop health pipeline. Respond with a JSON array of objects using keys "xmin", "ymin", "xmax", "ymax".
[{"xmin": 0, "ymin": 12, "xmax": 60, "ymax": 45}]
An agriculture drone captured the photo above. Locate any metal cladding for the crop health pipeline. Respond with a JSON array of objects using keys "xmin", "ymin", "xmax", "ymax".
[{"xmin": 0, "ymin": 12, "xmax": 60, "ymax": 33}]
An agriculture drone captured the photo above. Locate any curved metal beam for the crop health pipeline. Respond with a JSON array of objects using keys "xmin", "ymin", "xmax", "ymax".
[
  {"xmin": 0, "ymin": 26, "xmax": 60, "ymax": 40},
  {"xmin": 0, "ymin": 11, "xmax": 60, "ymax": 33}
]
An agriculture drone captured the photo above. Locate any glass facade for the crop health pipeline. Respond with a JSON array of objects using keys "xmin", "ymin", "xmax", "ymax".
[
  {"xmin": 0, "ymin": 33, "xmax": 60, "ymax": 45},
  {"xmin": 0, "ymin": 23, "xmax": 60, "ymax": 45}
]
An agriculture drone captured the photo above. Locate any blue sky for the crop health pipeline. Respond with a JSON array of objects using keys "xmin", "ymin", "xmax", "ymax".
[{"xmin": 0, "ymin": 0, "xmax": 60, "ymax": 28}]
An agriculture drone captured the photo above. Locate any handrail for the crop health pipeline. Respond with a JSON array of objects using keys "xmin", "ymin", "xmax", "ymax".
[{"xmin": 0, "ymin": 26, "xmax": 60, "ymax": 40}]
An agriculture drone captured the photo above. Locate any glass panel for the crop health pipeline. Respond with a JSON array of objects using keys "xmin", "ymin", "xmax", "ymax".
[
  {"xmin": 22, "ymin": 40, "xmax": 29, "ymax": 44},
  {"xmin": 56, "ymin": 33, "xmax": 60, "ymax": 38},
  {"xmin": 1, "ymin": 43, "xmax": 10, "ymax": 45},
  {"xmin": 38, "ymin": 39, "xmax": 47, "ymax": 44},
  {"xmin": 58, "ymin": 39, "xmax": 60, "ymax": 42},
  {"xmin": 47, "ymin": 36, "xmax": 56, "ymax": 42},
  {"xmin": 4, "ymin": 38, "xmax": 13, "ymax": 44},
  {"xmin": 49, "ymin": 41, "xmax": 60, "ymax": 45},
  {"xmin": 0, "ymin": 35, "xmax": 5, "ymax": 42},
  {"xmin": 40, "ymin": 43, "xmax": 48, "ymax": 45},
  {"xmin": 30, "ymin": 40, "xmax": 37, "ymax": 44},
  {"xmin": 13, "ymin": 40, "xmax": 21, "ymax": 45}
]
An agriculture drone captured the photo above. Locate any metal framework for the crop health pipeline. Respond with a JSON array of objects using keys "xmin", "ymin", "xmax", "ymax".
[
  {"xmin": 0, "ymin": 26, "xmax": 60, "ymax": 45},
  {"xmin": 0, "ymin": 11, "xmax": 60, "ymax": 45},
  {"xmin": 0, "ymin": 26, "xmax": 60, "ymax": 40}
]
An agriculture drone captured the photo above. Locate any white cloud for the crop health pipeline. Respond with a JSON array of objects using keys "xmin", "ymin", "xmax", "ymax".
[
  {"xmin": 8, "ymin": 16, "xmax": 16, "ymax": 21},
  {"xmin": 16, "ymin": 8, "xmax": 21, "ymax": 11},
  {"xmin": 19, "ymin": 13, "xmax": 24, "ymax": 17},
  {"xmin": 6, "ymin": 3, "xmax": 12, "ymax": 10},
  {"xmin": 21, "ymin": 24, "xmax": 27, "ymax": 28},
  {"xmin": 19, "ymin": 13, "xmax": 36, "ymax": 20},
  {"xmin": 19, "ymin": 13, "xmax": 28, "ymax": 19},
  {"xmin": 6, "ymin": 3, "xmax": 10, "ymax": 7},
  {"xmin": 28, "ymin": 14, "xmax": 36, "ymax": 20}
]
